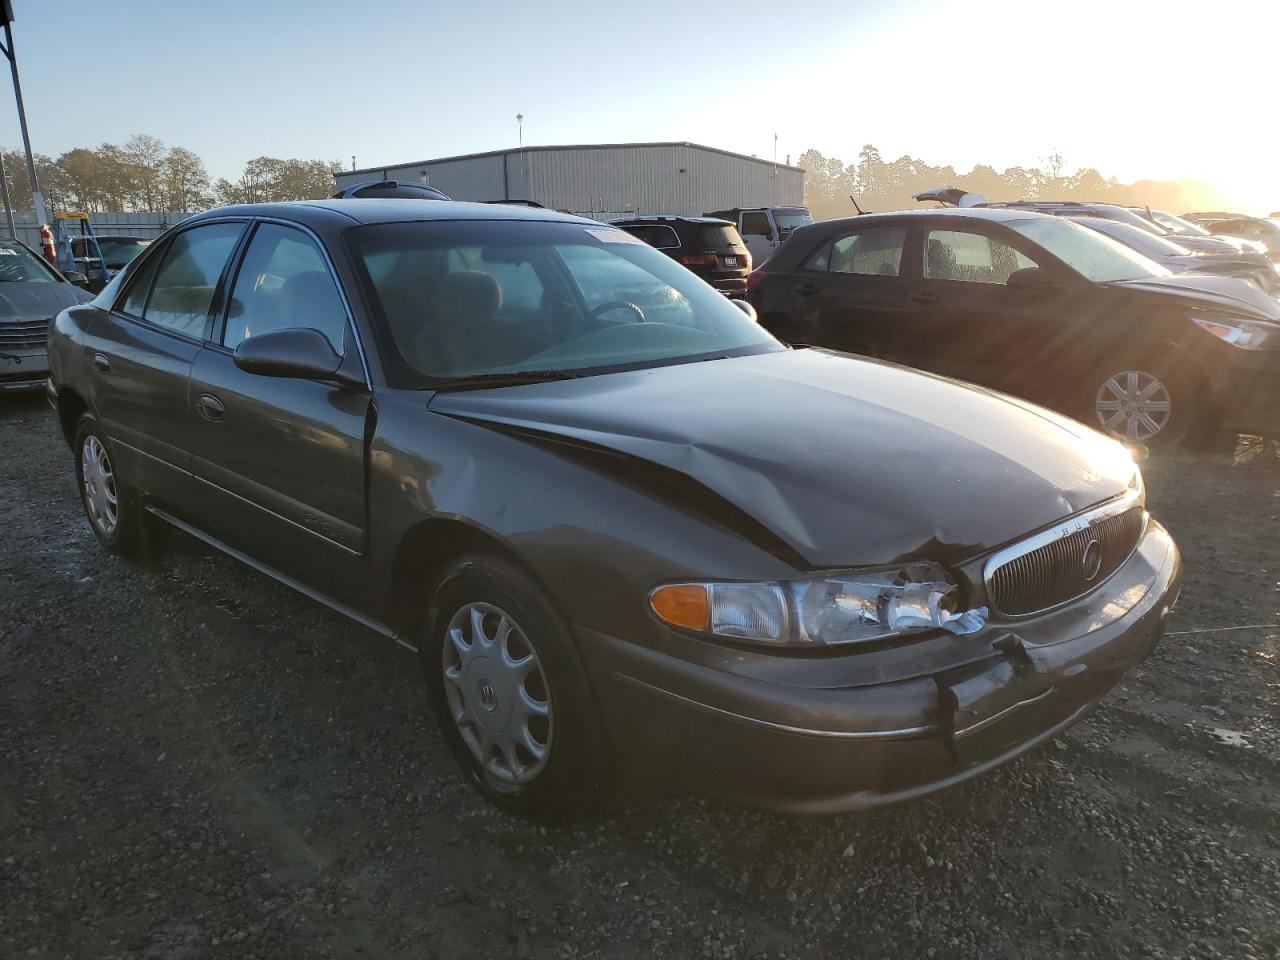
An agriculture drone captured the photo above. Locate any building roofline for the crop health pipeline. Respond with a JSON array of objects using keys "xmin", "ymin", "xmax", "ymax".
[{"xmin": 344, "ymin": 141, "xmax": 806, "ymax": 178}]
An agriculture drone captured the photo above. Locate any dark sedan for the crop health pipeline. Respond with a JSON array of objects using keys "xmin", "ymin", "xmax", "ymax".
[
  {"xmin": 47, "ymin": 201, "xmax": 1180, "ymax": 815},
  {"xmin": 0, "ymin": 238, "xmax": 93, "ymax": 393},
  {"xmin": 748, "ymin": 208, "xmax": 1280, "ymax": 445}
]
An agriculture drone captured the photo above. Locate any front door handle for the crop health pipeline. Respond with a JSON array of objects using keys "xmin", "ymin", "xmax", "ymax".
[
  {"xmin": 196, "ymin": 393, "xmax": 225, "ymax": 422},
  {"xmin": 908, "ymin": 292, "xmax": 940, "ymax": 304},
  {"xmin": 793, "ymin": 282, "xmax": 820, "ymax": 296},
  {"xmin": 92, "ymin": 353, "xmax": 110, "ymax": 374}
]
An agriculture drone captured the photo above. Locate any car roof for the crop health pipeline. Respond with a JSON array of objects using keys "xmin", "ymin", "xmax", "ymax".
[
  {"xmin": 815, "ymin": 207, "xmax": 1053, "ymax": 227},
  {"xmin": 190, "ymin": 199, "xmax": 598, "ymax": 228},
  {"xmin": 611, "ymin": 215, "xmax": 731, "ymax": 225}
]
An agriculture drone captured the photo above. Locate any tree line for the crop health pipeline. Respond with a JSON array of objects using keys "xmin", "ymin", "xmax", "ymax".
[
  {"xmin": 797, "ymin": 145, "xmax": 1230, "ymax": 221},
  {"xmin": 0, "ymin": 134, "xmax": 343, "ymax": 215}
]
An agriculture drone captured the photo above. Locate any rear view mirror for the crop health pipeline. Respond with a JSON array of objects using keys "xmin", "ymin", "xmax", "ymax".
[
  {"xmin": 234, "ymin": 328, "xmax": 347, "ymax": 382},
  {"xmin": 731, "ymin": 299, "xmax": 758, "ymax": 322},
  {"xmin": 63, "ymin": 270, "xmax": 89, "ymax": 289},
  {"xmin": 1006, "ymin": 267, "xmax": 1056, "ymax": 293}
]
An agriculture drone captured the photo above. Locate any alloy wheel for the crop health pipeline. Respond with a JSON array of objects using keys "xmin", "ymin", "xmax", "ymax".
[
  {"xmin": 81, "ymin": 436, "xmax": 119, "ymax": 537},
  {"xmin": 442, "ymin": 602, "xmax": 553, "ymax": 786},
  {"xmin": 1094, "ymin": 370, "xmax": 1173, "ymax": 442}
]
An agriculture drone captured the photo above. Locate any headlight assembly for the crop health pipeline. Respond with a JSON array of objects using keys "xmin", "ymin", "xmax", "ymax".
[
  {"xmin": 1193, "ymin": 316, "xmax": 1274, "ymax": 349},
  {"xmin": 649, "ymin": 564, "xmax": 987, "ymax": 648}
]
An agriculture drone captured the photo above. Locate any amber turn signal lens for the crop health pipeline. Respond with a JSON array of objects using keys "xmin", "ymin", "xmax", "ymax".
[{"xmin": 649, "ymin": 584, "xmax": 709, "ymax": 631}]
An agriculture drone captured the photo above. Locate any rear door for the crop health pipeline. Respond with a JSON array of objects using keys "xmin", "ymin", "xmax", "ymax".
[
  {"xmin": 188, "ymin": 220, "xmax": 373, "ymax": 604},
  {"xmin": 83, "ymin": 220, "xmax": 246, "ymax": 509},
  {"xmin": 783, "ymin": 222, "xmax": 914, "ymax": 359},
  {"xmin": 908, "ymin": 223, "xmax": 1070, "ymax": 391}
]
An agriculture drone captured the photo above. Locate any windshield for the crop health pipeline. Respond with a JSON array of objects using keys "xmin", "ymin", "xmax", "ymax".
[
  {"xmin": 0, "ymin": 241, "xmax": 57, "ymax": 283},
  {"xmin": 1007, "ymin": 217, "xmax": 1172, "ymax": 282},
  {"xmin": 1150, "ymin": 210, "xmax": 1211, "ymax": 237},
  {"xmin": 1072, "ymin": 217, "xmax": 1192, "ymax": 258},
  {"xmin": 348, "ymin": 219, "xmax": 781, "ymax": 387},
  {"xmin": 773, "ymin": 209, "xmax": 812, "ymax": 233}
]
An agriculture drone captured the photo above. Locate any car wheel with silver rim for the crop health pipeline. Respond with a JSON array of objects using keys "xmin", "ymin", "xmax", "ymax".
[
  {"xmin": 1087, "ymin": 357, "xmax": 1197, "ymax": 447},
  {"xmin": 72, "ymin": 413, "xmax": 143, "ymax": 557},
  {"xmin": 423, "ymin": 554, "xmax": 605, "ymax": 814}
]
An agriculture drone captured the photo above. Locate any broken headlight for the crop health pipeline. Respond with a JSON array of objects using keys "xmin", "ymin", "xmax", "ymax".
[{"xmin": 649, "ymin": 564, "xmax": 987, "ymax": 647}]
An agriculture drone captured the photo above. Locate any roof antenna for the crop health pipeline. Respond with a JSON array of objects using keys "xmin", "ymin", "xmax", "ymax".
[{"xmin": 849, "ymin": 195, "xmax": 867, "ymax": 215}]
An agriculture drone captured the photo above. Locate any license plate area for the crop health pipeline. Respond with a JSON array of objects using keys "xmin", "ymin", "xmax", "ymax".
[
  {"xmin": 936, "ymin": 653, "xmax": 1055, "ymax": 760},
  {"xmin": 723, "ymin": 256, "xmax": 738, "ymax": 267}
]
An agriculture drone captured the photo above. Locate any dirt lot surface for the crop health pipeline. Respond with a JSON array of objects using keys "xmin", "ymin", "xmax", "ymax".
[{"xmin": 2, "ymin": 393, "xmax": 1277, "ymax": 960}]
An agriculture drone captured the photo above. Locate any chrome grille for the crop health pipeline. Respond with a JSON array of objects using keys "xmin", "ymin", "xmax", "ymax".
[
  {"xmin": 986, "ymin": 501, "xmax": 1146, "ymax": 617},
  {"xmin": 0, "ymin": 318, "xmax": 50, "ymax": 351}
]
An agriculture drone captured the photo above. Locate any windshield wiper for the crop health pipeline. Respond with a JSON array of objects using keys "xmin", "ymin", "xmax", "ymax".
[{"xmin": 427, "ymin": 370, "xmax": 582, "ymax": 392}]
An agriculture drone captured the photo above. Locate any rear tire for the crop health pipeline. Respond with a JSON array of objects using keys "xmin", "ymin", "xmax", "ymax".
[
  {"xmin": 1082, "ymin": 354, "xmax": 1200, "ymax": 448},
  {"xmin": 422, "ymin": 553, "xmax": 606, "ymax": 817},
  {"xmin": 72, "ymin": 413, "xmax": 147, "ymax": 560}
]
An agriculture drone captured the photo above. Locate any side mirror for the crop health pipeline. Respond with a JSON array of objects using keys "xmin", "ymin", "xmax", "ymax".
[
  {"xmin": 730, "ymin": 299, "xmax": 757, "ymax": 322},
  {"xmin": 1006, "ymin": 267, "xmax": 1056, "ymax": 293},
  {"xmin": 63, "ymin": 270, "xmax": 90, "ymax": 289},
  {"xmin": 234, "ymin": 328, "xmax": 347, "ymax": 382}
]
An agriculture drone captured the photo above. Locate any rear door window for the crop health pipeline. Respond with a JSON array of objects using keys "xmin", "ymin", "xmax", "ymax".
[
  {"xmin": 829, "ymin": 227, "xmax": 907, "ymax": 277},
  {"xmin": 740, "ymin": 213, "xmax": 771, "ymax": 237},
  {"xmin": 923, "ymin": 229, "xmax": 1036, "ymax": 284},
  {"xmin": 140, "ymin": 223, "xmax": 244, "ymax": 338}
]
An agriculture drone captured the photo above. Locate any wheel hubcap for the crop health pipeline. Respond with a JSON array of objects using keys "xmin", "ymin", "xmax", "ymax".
[
  {"xmin": 1094, "ymin": 370, "xmax": 1173, "ymax": 442},
  {"xmin": 81, "ymin": 436, "xmax": 119, "ymax": 536},
  {"xmin": 442, "ymin": 602, "xmax": 552, "ymax": 786}
]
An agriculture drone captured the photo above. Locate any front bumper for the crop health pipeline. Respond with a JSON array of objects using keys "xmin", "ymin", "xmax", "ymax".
[
  {"xmin": 576, "ymin": 520, "xmax": 1180, "ymax": 814},
  {"xmin": 0, "ymin": 348, "xmax": 49, "ymax": 393},
  {"xmin": 1204, "ymin": 349, "xmax": 1280, "ymax": 433}
]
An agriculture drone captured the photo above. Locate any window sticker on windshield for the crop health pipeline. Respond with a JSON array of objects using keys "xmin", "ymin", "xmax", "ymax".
[{"xmin": 584, "ymin": 228, "xmax": 643, "ymax": 245}]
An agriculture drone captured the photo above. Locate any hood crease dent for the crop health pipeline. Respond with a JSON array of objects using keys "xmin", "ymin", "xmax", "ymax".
[{"xmin": 429, "ymin": 350, "xmax": 1135, "ymax": 569}]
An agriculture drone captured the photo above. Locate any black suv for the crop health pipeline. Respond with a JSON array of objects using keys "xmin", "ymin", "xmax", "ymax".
[
  {"xmin": 611, "ymin": 215, "xmax": 750, "ymax": 296},
  {"xmin": 331, "ymin": 179, "xmax": 451, "ymax": 201}
]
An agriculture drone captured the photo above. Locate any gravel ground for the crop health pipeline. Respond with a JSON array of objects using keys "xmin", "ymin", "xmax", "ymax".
[{"xmin": 2, "ymin": 393, "xmax": 1278, "ymax": 960}]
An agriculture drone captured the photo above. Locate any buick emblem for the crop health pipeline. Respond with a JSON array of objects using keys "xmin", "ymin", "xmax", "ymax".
[
  {"xmin": 477, "ymin": 679, "xmax": 498, "ymax": 710},
  {"xmin": 1081, "ymin": 539, "xmax": 1103, "ymax": 582}
]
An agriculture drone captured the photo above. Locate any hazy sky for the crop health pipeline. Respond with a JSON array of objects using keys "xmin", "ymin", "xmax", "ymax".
[{"xmin": 6, "ymin": 0, "xmax": 1278, "ymax": 208}]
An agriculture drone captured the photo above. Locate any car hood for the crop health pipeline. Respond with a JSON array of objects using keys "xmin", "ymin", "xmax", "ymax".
[
  {"xmin": 429, "ymin": 349, "xmax": 1137, "ymax": 568},
  {"xmin": 1107, "ymin": 272, "xmax": 1280, "ymax": 321},
  {"xmin": 0, "ymin": 282, "xmax": 90, "ymax": 320}
]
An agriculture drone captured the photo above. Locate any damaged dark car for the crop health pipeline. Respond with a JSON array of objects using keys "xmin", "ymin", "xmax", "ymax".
[{"xmin": 46, "ymin": 201, "xmax": 1181, "ymax": 814}]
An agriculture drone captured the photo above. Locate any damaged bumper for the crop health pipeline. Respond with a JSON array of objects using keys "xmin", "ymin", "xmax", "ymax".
[{"xmin": 577, "ymin": 519, "xmax": 1180, "ymax": 814}]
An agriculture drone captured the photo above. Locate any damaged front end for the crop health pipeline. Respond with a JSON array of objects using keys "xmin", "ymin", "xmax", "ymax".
[{"xmin": 649, "ymin": 562, "xmax": 987, "ymax": 647}]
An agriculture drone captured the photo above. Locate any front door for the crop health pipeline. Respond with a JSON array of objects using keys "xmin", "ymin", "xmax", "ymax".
[
  {"xmin": 188, "ymin": 221, "xmax": 372, "ymax": 606},
  {"xmin": 739, "ymin": 211, "xmax": 776, "ymax": 266},
  {"xmin": 907, "ymin": 225, "xmax": 1070, "ymax": 394},
  {"xmin": 83, "ymin": 221, "xmax": 245, "ymax": 509}
]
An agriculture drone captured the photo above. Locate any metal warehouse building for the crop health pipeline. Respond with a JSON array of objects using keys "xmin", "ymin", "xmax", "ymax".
[{"xmin": 333, "ymin": 142, "xmax": 805, "ymax": 220}]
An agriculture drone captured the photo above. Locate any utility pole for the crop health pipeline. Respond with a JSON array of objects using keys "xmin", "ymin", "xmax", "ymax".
[
  {"xmin": 0, "ymin": 148, "xmax": 15, "ymax": 238},
  {"xmin": 516, "ymin": 112, "xmax": 526, "ymax": 199},
  {"xmin": 0, "ymin": 2, "xmax": 48, "ymax": 227}
]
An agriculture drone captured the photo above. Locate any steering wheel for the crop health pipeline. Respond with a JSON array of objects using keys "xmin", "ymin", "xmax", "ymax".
[{"xmin": 589, "ymin": 300, "xmax": 646, "ymax": 323}]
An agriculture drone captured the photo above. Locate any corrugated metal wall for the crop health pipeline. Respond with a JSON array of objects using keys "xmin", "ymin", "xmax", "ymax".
[
  {"xmin": 1, "ymin": 211, "xmax": 193, "ymax": 249},
  {"xmin": 334, "ymin": 143, "xmax": 805, "ymax": 219}
]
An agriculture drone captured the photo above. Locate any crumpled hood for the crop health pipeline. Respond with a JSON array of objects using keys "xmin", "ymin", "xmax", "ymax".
[
  {"xmin": 0, "ymin": 282, "xmax": 89, "ymax": 321},
  {"xmin": 430, "ymin": 349, "xmax": 1137, "ymax": 568},
  {"xmin": 1109, "ymin": 273, "xmax": 1280, "ymax": 321}
]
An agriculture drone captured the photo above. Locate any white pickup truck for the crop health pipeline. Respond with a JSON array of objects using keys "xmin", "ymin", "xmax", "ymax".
[{"xmin": 704, "ymin": 206, "xmax": 813, "ymax": 266}]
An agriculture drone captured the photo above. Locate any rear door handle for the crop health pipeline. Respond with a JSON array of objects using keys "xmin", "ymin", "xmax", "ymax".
[
  {"xmin": 908, "ymin": 292, "xmax": 940, "ymax": 304},
  {"xmin": 196, "ymin": 393, "xmax": 225, "ymax": 422},
  {"xmin": 92, "ymin": 353, "xmax": 110, "ymax": 374},
  {"xmin": 793, "ymin": 283, "xmax": 820, "ymax": 296}
]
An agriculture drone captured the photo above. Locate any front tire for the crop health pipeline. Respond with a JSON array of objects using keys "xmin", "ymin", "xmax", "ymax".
[
  {"xmin": 72, "ymin": 413, "xmax": 145, "ymax": 559},
  {"xmin": 1084, "ymin": 355, "xmax": 1199, "ymax": 447},
  {"xmin": 422, "ymin": 554, "xmax": 605, "ymax": 816}
]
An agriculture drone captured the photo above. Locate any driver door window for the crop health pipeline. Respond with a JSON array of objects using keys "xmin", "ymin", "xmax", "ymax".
[
  {"xmin": 924, "ymin": 230, "xmax": 1036, "ymax": 284},
  {"xmin": 222, "ymin": 223, "xmax": 348, "ymax": 353},
  {"xmin": 740, "ymin": 212, "xmax": 772, "ymax": 238}
]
